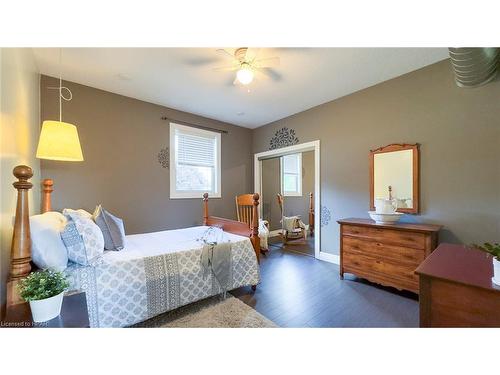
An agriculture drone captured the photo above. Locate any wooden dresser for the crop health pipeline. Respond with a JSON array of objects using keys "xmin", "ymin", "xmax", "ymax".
[
  {"xmin": 416, "ymin": 244, "xmax": 500, "ymax": 327},
  {"xmin": 338, "ymin": 218, "xmax": 441, "ymax": 294}
]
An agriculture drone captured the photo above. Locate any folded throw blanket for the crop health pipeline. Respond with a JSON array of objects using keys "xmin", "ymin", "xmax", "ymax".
[
  {"xmin": 282, "ymin": 216, "xmax": 308, "ymax": 236},
  {"xmin": 199, "ymin": 227, "xmax": 232, "ymax": 295}
]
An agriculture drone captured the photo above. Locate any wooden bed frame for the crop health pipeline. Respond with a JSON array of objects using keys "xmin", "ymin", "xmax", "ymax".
[{"xmin": 6, "ymin": 165, "xmax": 261, "ymax": 307}]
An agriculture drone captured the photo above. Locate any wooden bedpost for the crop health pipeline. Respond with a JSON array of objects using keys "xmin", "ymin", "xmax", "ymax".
[
  {"xmin": 250, "ymin": 193, "xmax": 260, "ymax": 263},
  {"xmin": 6, "ymin": 165, "xmax": 33, "ymax": 306},
  {"xmin": 41, "ymin": 178, "xmax": 53, "ymax": 213},
  {"xmin": 309, "ymin": 192, "xmax": 314, "ymax": 237},
  {"xmin": 202, "ymin": 193, "xmax": 209, "ymax": 226}
]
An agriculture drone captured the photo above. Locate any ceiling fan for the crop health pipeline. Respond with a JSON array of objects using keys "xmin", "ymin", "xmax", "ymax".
[{"xmin": 213, "ymin": 47, "xmax": 280, "ymax": 85}]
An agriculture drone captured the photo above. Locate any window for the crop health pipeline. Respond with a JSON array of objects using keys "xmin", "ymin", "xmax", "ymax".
[
  {"xmin": 170, "ymin": 123, "xmax": 221, "ymax": 199},
  {"xmin": 281, "ymin": 153, "xmax": 302, "ymax": 196}
]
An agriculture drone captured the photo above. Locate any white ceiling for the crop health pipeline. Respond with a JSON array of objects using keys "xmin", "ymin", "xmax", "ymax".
[{"xmin": 33, "ymin": 48, "xmax": 449, "ymax": 129}]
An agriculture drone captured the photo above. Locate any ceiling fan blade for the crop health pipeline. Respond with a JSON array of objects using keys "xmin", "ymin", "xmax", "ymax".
[
  {"xmin": 254, "ymin": 56, "xmax": 280, "ymax": 68},
  {"xmin": 212, "ymin": 65, "xmax": 239, "ymax": 72},
  {"xmin": 254, "ymin": 69, "xmax": 271, "ymax": 81},
  {"xmin": 216, "ymin": 48, "xmax": 236, "ymax": 61},
  {"xmin": 245, "ymin": 48, "xmax": 260, "ymax": 62},
  {"xmin": 257, "ymin": 67, "xmax": 282, "ymax": 81}
]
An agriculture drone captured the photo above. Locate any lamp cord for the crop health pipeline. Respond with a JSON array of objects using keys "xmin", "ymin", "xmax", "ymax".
[
  {"xmin": 59, "ymin": 49, "xmax": 62, "ymax": 122},
  {"xmin": 54, "ymin": 48, "xmax": 72, "ymax": 123}
]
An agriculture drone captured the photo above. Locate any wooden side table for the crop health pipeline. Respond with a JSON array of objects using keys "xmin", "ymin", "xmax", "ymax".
[
  {"xmin": 2, "ymin": 292, "xmax": 90, "ymax": 328},
  {"xmin": 416, "ymin": 244, "xmax": 500, "ymax": 327}
]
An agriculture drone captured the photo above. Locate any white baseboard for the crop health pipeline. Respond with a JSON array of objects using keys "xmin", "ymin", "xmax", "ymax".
[{"xmin": 318, "ymin": 252, "xmax": 340, "ymax": 265}]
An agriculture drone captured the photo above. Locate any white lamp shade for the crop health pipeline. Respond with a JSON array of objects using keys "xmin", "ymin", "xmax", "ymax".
[{"xmin": 36, "ymin": 121, "xmax": 84, "ymax": 161}]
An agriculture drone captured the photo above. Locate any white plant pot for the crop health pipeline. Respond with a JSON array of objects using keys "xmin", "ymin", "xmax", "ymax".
[
  {"xmin": 493, "ymin": 258, "xmax": 500, "ymax": 287},
  {"xmin": 29, "ymin": 291, "xmax": 64, "ymax": 322}
]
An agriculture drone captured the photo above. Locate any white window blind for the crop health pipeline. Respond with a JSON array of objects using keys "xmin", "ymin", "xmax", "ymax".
[
  {"xmin": 281, "ymin": 153, "xmax": 302, "ymax": 196},
  {"xmin": 170, "ymin": 123, "xmax": 221, "ymax": 198},
  {"xmin": 177, "ymin": 132, "xmax": 216, "ymax": 167}
]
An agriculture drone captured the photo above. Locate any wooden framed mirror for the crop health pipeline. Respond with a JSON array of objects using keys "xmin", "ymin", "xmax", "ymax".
[{"xmin": 369, "ymin": 143, "xmax": 420, "ymax": 214}]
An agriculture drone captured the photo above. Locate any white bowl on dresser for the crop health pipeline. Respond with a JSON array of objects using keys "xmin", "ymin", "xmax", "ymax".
[{"xmin": 368, "ymin": 211, "xmax": 404, "ymax": 224}]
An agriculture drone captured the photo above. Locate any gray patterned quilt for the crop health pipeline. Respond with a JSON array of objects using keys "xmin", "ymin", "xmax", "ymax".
[{"xmin": 65, "ymin": 227, "xmax": 260, "ymax": 327}]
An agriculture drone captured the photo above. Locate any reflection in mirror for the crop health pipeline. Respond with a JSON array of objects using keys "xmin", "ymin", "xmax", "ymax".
[
  {"xmin": 370, "ymin": 143, "xmax": 419, "ymax": 214},
  {"xmin": 374, "ymin": 149, "xmax": 413, "ymax": 208}
]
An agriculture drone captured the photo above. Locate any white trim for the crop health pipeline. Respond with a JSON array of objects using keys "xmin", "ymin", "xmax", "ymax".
[
  {"xmin": 254, "ymin": 140, "xmax": 322, "ymax": 259},
  {"xmin": 169, "ymin": 122, "xmax": 221, "ymax": 199},
  {"xmin": 318, "ymin": 252, "xmax": 340, "ymax": 265}
]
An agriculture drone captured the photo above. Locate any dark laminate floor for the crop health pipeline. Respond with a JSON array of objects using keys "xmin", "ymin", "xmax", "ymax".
[
  {"xmin": 268, "ymin": 235, "xmax": 315, "ymax": 257},
  {"xmin": 231, "ymin": 246, "xmax": 419, "ymax": 328}
]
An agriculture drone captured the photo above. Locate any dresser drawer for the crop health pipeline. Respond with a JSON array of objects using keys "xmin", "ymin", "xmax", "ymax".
[
  {"xmin": 343, "ymin": 251, "xmax": 419, "ymax": 292},
  {"xmin": 342, "ymin": 224, "xmax": 426, "ymax": 250},
  {"xmin": 343, "ymin": 236, "xmax": 424, "ymax": 266}
]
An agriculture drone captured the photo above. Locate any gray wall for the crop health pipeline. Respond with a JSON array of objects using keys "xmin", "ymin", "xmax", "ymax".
[
  {"xmin": 261, "ymin": 151, "xmax": 314, "ymax": 231},
  {"xmin": 252, "ymin": 60, "xmax": 500, "ymax": 255},
  {"xmin": 40, "ymin": 75, "xmax": 254, "ymax": 234}
]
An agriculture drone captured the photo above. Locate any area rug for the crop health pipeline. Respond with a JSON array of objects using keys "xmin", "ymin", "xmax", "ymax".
[{"xmin": 131, "ymin": 295, "xmax": 278, "ymax": 328}]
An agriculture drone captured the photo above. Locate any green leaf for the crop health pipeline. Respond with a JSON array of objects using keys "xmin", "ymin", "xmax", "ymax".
[
  {"xmin": 473, "ymin": 242, "xmax": 500, "ymax": 259},
  {"xmin": 17, "ymin": 269, "xmax": 69, "ymax": 301}
]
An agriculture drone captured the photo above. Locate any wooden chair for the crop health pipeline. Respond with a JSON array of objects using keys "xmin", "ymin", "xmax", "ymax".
[
  {"xmin": 235, "ymin": 194, "xmax": 268, "ymax": 253},
  {"xmin": 235, "ymin": 194, "xmax": 257, "ymax": 227},
  {"xmin": 277, "ymin": 193, "xmax": 307, "ymax": 245}
]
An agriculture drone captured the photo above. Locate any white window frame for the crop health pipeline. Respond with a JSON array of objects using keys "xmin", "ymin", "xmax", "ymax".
[
  {"xmin": 169, "ymin": 122, "xmax": 221, "ymax": 199},
  {"xmin": 280, "ymin": 153, "xmax": 302, "ymax": 197}
]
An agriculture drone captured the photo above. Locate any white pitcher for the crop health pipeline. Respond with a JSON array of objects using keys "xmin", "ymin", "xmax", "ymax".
[{"xmin": 375, "ymin": 198, "xmax": 398, "ymax": 214}]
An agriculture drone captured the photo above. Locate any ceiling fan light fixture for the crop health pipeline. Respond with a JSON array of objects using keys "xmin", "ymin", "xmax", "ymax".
[{"xmin": 236, "ymin": 63, "xmax": 254, "ymax": 85}]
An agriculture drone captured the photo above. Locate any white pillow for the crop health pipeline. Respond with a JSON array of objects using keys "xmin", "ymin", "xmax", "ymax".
[
  {"xmin": 62, "ymin": 208, "xmax": 93, "ymax": 220},
  {"xmin": 62, "ymin": 209, "xmax": 105, "ymax": 265},
  {"xmin": 30, "ymin": 212, "xmax": 69, "ymax": 271}
]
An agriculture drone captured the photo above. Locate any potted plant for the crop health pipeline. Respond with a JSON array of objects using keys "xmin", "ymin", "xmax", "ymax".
[
  {"xmin": 17, "ymin": 269, "xmax": 69, "ymax": 322},
  {"xmin": 473, "ymin": 242, "xmax": 500, "ymax": 286}
]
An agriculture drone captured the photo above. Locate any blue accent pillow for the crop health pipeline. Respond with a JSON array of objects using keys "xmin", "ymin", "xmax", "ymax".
[
  {"xmin": 93, "ymin": 205, "xmax": 126, "ymax": 251},
  {"xmin": 60, "ymin": 220, "xmax": 90, "ymax": 265}
]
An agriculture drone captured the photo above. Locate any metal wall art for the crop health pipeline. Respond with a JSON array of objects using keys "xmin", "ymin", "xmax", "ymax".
[
  {"xmin": 320, "ymin": 205, "xmax": 331, "ymax": 227},
  {"xmin": 269, "ymin": 127, "xmax": 299, "ymax": 150},
  {"xmin": 158, "ymin": 147, "xmax": 169, "ymax": 168}
]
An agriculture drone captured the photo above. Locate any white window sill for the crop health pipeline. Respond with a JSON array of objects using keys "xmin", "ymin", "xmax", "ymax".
[{"xmin": 283, "ymin": 193, "xmax": 303, "ymax": 197}]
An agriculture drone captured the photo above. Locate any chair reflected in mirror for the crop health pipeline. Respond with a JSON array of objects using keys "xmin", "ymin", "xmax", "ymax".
[{"xmin": 276, "ymin": 193, "xmax": 310, "ymax": 245}]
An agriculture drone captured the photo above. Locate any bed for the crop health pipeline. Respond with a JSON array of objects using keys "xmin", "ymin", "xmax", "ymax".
[
  {"xmin": 6, "ymin": 166, "xmax": 261, "ymax": 327},
  {"xmin": 66, "ymin": 227, "xmax": 259, "ymax": 327}
]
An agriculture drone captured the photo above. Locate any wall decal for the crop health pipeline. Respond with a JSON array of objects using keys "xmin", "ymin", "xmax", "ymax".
[
  {"xmin": 320, "ymin": 205, "xmax": 331, "ymax": 227},
  {"xmin": 269, "ymin": 127, "xmax": 299, "ymax": 150},
  {"xmin": 158, "ymin": 147, "xmax": 169, "ymax": 168}
]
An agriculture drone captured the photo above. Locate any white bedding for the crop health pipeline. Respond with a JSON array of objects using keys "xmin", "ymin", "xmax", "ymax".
[
  {"xmin": 113, "ymin": 226, "xmax": 247, "ymax": 260},
  {"xmin": 66, "ymin": 225, "xmax": 260, "ymax": 327}
]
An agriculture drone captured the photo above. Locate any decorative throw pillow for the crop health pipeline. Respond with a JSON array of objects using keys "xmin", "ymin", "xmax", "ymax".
[
  {"xmin": 61, "ymin": 209, "xmax": 104, "ymax": 265},
  {"xmin": 60, "ymin": 220, "xmax": 89, "ymax": 265},
  {"xmin": 30, "ymin": 212, "xmax": 69, "ymax": 271},
  {"xmin": 92, "ymin": 205, "xmax": 126, "ymax": 251}
]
